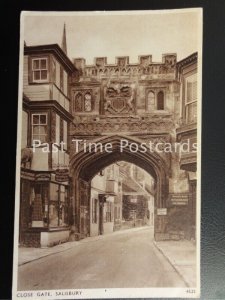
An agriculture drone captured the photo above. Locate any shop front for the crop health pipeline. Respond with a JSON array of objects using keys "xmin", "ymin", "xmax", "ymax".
[{"xmin": 20, "ymin": 169, "xmax": 72, "ymax": 247}]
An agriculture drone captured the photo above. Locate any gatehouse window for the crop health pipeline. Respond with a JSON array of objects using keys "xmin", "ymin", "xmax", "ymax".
[
  {"xmin": 31, "ymin": 113, "xmax": 48, "ymax": 143},
  {"xmin": 157, "ymin": 91, "xmax": 164, "ymax": 110},
  {"xmin": 146, "ymin": 91, "xmax": 155, "ymax": 111},
  {"xmin": 32, "ymin": 58, "xmax": 48, "ymax": 82},
  {"xmin": 73, "ymin": 92, "xmax": 93, "ymax": 112},
  {"xmin": 73, "ymin": 93, "xmax": 83, "ymax": 112},
  {"xmin": 84, "ymin": 93, "xmax": 92, "ymax": 112}
]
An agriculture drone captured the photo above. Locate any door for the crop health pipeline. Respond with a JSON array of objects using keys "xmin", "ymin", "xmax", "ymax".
[{"xmin": 79, "ymin": 179, "xmax": 90, "ymax": 236}]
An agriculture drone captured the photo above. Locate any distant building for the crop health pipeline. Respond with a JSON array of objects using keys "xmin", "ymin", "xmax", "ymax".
[
  {"xmin": 118, "ymin": 162, "xmax": 155, "ymax": 229},
  {"xmin": 89, "ymin": 164, "xmax": 122, "ymax": 237}
]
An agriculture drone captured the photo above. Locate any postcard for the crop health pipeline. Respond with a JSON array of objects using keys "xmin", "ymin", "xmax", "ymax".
[{"xmin": 13, "ymin": 9, "xmax": 202, "ymax": 299}]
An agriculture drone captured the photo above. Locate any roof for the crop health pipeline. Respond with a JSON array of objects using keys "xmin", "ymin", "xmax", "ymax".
[
  {"xmin": 176, "ymin": 52, "xmax": 198, "ymax": 70},
  {"xmin": 24, "ymin": 44, "xmax": 76, "ymax": 74}
]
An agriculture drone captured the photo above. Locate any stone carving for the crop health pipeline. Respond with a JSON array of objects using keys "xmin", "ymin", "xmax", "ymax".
[
  {"xmin": 104, "ymin": 82, "xmax": 135, "ymax": 114},
  {"xmin": 71, "ymin": 119, "xmax": 174, "ymax": 134},
  {"xmin": 21, "ymin": 148, "xmax": 33, "ymax": 168}
]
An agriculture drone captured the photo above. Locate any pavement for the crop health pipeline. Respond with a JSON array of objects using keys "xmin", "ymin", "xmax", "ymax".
[
  {"xmin": 17, "ymin": 226, "xmax": 196, "ymax": 290},
  {"xmin": 154, "ymin": 239, "xmax": 196, "ymax": 287}
]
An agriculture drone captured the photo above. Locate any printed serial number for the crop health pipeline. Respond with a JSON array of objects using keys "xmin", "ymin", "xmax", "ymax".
[{"xmin": 186, "ymin": 289, "xmax": 196, "ymax": 293}]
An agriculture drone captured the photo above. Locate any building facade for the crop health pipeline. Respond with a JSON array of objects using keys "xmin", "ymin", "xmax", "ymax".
[
  {"xmin": 19, "ymin": 33, "xmax": 199, "ymax": 246},
  {"xmin": 176, "ymin": 52, "xmax": 197, "ymax": 239},
  {"xmin": 20, "ymin": 44, "xmax": 76, "ymax": 247},
  {"xmin": 89, "ymin": 164, "xmax": 122, "ymax": 237}
]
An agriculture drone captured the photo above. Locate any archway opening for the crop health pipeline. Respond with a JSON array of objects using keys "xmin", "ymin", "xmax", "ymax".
[
  {"xmin": 89, "ymin": 161, "xmax": 155, "ymax": 237},
  {"xmin": 70, "ymin": 135, "xmax": 169, "ymax": 240}
]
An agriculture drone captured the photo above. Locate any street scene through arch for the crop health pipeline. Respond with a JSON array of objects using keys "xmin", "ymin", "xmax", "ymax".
[
  {"xmin": 13, "ymin": 9, "xmax": 202, "ymax": 299},
  {"xmin": 70, "ymin": 135, "xmax": 169, "ymax": 241},
  {"xmin": 84, "ymin": 161, "xmax": 155, "ymax": 237}
]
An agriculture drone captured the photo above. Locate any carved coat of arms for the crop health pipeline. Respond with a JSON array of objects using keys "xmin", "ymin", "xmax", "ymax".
[{"xmin": 104, "ymin": 82, "xmax": 135, "ymax": 114}]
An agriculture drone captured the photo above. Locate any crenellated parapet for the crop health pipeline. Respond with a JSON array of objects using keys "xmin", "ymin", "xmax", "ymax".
[{"xmin": 73, "ymin": 54, "xmax": 177, "ymax": 80}]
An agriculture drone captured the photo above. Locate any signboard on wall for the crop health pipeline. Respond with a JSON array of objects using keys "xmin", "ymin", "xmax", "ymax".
[
  {"xmin": 157, "ymin": 208, "xmax": 167, "ymax": 215},
  {"xmin": 170, "ymin": 193, "xmax": 189, "ymax": 205}
]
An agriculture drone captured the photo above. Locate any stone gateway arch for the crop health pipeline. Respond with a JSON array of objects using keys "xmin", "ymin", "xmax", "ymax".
[
  {"xmin": 67, "ymin": 53, "xmax": 197, "ymax": 242},
  {"xmin": 20, "ymin": 43, "xmax": 197, "ymax": 247},
  {"xmin": 70, "ymin": 135, "xmax": 170, "ymax": 240}
]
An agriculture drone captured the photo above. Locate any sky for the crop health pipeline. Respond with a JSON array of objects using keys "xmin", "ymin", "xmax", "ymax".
[{"xmin": 23, "ymin": 10, "xmax": 202, "ymax": 65}]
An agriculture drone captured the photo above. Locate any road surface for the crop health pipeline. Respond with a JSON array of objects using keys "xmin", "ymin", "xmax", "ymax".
[{"xmin": 18, "ymin": 226, "xmax": 186, "ymax": 290}]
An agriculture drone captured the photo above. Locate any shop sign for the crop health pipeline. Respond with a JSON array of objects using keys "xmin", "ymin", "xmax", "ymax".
[
  {"xmin": 157, "ymin": 208, "xmax": 167, "ymax": 215},
  {"xmin": 21, "ymin": 170, "xmax": 35, "ymax": 181},
  {"xmin": 170, "ymin": 193, "xmax": 189, "ymax": 205},
  {"xmin": 55, "ymin": 168, "xmax": 69, "ymax": 182},
  {"xmin": 35, "ymin": 173, "xmax": 51, "ymax": 181}
]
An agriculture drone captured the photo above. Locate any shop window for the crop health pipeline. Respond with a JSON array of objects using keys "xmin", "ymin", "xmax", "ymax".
[
  {"xmin": 32, "ymin": 58, "xmax": 48, "ymax": 82},
  {"xmin": 157, "ymin": 91, "xmax": 164, "ymax": 110},
  {"xmin": 49, "ymin": 183, "xmax": 69, "ymax": 227},
  {"xmin": 185, "ymin": 75, "xmax": 197, "ymax": 123},
  {"xmin": 20, "ymin": 180, "xmax": 33, "ymax": 234},
  {"xmin": 32, "ymin": 113, "xmax": 48, "ymax": 143},
  {"xmin": 146, "ymin": 91, "xmax": 155, "ymax": 111},
  {"xmin": 59, "ymin": 185, "xmax": 69, "ymax": 226},
  {"xmin": 49, "ymin": 183, "xmax": 59, "ymax": 227},
  {"xmin": 31, "ymin": 184, "xmax": 48, "ymax": 228}
]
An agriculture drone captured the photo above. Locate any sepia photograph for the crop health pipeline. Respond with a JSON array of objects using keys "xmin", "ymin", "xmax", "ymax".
[{"xmin": 13, "ymin": 9, "xmax": 202, "ymax": 299}]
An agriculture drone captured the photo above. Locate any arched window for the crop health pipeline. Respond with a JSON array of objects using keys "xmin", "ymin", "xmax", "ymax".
[
  {"xmin": 73, "ymin": 92, "xmax": 93, "ymax": 112},
  {"xmin": 147, "ymin": 91, "xmax": 155, "ymax": 111},
  {"xmin": 73, "ymin": 93, "xmax": 83, "ymax": 112},
  {"xmin": 157, "ymin": 91, "xmax": 164, "ymax": 110},
  {"xmin": 84, "ymin": 93, "xmax": 92, "ymax": 112}
]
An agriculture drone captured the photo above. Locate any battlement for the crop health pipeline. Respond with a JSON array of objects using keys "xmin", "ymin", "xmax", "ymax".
[
  {"xmin": 73, "ymin": 54, "xmax": 177, "ymax": 79},
  {"xmin": 74, "ymin": 53, "xmax": 177, "ymax": 69}
]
